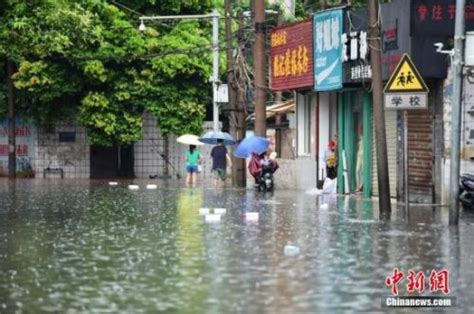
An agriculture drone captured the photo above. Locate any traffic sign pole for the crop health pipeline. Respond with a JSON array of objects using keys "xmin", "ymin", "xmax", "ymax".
[
  {"xmin": 383, "ymin": 54, "xmax": 429, "ymax": 212},
  {"xmin": 404, "ymin": 110, "xmax": 409, "ymax": 212}
]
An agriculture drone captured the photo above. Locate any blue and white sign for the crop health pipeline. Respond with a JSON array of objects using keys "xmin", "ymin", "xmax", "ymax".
[{"xmin": 314, "ymin": 9, "xmax": 343, "ymax": 91}]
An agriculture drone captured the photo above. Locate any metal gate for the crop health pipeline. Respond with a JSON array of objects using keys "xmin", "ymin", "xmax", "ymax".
[{"xmin": 407, "ymin": 109, "xmax": 434, "ymax": 202}]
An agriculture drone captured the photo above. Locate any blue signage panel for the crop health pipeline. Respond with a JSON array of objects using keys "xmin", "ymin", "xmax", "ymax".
[{"xmin": 314, "ymin": 9, "xmax": 343, "ymax": 91}]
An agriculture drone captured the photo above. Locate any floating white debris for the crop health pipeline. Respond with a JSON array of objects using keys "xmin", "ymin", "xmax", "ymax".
[
  {"xmin": 320, "ymin": 203, "xmax": 329, "ymax": 210},
  {"xmin": 245, "ymin": 212, "xmax": 259, "ymax": 221},
  {"xmin": 214, "ymin": 208, "xmax": 227, "ymax": 215},
  {"xmin": 128, "ymin": 185, "xmax": 139, "ymax": 190},
  {"xmin": 146, "ymin": 184, "xmax": 157, "ymax": 190},
  {"xmin": 199, "ymin": 208, "xmax": 210, "ymax": 215},
  {"xmin": 109, "ymin": 182, "xmax": 118, "ymax": 186},
  {"xmin": 205, "ymin": 214, "xmax": 221, "ymax": 223},
  {"xmin": 305, "ymin": 188, "xmax": 322, "ymax": 195},
  {"xmin": 284, "ymin": 245, "xmax": 300, "ymax": 257}
]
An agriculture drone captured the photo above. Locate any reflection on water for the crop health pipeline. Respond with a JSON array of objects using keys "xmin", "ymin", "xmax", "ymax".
[{"xmin": 1, "ymin": 179, "xmax": 474, "ymax": 312}]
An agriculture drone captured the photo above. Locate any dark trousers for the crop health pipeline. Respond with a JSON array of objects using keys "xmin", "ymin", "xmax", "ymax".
[{"xmin": 326, "ymin": 166, "xmax": 337, "ymax": 179}]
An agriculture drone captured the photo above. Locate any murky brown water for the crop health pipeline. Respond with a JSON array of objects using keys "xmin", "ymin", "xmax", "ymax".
[{"xmin": 1, "ymin": 179, "xmax": 473, "ymax": 312}]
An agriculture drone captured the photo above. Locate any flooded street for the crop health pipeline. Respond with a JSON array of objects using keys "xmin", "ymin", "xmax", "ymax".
[{"xmin": 1, "ymin": 179, "xmax": 474, "ymax": 312}]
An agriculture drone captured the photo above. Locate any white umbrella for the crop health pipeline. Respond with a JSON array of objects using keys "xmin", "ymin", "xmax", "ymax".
[{"xmin": 176, "ymin": 134, "xmax": 204, "ymax": 146}]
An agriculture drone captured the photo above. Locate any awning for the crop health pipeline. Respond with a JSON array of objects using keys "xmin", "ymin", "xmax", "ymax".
[{"xmin": 246, "ymin": 100, "xmax": 295, "ymax": 121}]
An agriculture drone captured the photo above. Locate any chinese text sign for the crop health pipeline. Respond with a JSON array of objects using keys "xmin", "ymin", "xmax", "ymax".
[
  {"xmin": 314, "ymin": 9, "xmax": 343, "ymax": 91},
  {"xmin": 270, "ymin": 20, "xmax": 314, "ymax": 91}
]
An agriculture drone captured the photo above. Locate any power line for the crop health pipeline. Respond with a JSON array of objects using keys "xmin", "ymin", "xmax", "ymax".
[{"xmin": 110, "ymin": 1, "xmax": 142, "ymax": 16}]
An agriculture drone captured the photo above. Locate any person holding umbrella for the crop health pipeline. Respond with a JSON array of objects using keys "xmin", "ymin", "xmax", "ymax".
[
  {"xmin": 185, "ymin": 144, "xmax": 202, "ymax": 185},
  {"xmin": 234, "ymin": 135, "xmax": 278, "ymax": 188},
  {"xmin": 177, "ymin": 134, "xmax": 204, "ymax": 185},
  {"xmin": 211, "ymin": 139, "xmax": 232, "ymax": 188}
]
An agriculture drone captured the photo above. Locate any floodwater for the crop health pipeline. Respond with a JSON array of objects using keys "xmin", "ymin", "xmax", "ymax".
[{"xmin": 1, "ymin": 179, "xmax": 474, "ymax": 313}]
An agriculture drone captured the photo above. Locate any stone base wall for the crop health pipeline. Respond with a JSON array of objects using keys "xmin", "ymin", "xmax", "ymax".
[
  {"xmin": 246, "ymin": 157, "xmax": 317, "ymax": 191},
  {"xmin": 36, "ymin": 122, "xmax": 89, "ymax": 178}
]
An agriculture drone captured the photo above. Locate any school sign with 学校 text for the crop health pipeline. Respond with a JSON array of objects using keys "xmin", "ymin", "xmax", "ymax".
[{"xmin": 384, "ymin": 54, "xmax": 429, "ymax": 109}]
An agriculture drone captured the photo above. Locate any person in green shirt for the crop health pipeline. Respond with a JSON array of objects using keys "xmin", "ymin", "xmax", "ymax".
[{"xmin": 185, "ymin": 145, "xmax": 202, "ymax": 185}]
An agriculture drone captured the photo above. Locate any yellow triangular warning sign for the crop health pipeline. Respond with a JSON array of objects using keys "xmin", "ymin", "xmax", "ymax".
[{"xmin": 384, "ymin": 54, "xmax": 429, "ymax": 93}]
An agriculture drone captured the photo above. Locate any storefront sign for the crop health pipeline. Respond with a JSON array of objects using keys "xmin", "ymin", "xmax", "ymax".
[
  {"xmin": 270, "ymin": 20, "xmax": 313, "ymax": 91},
  {"xmin": 342, "ymin": 30, "xmax": 372, "ymax": 82},
  {"xmin": 0, "ymin": 118, "xmax": 36, "ymax": 175},
  {"xmin": 314, "ymin": 9, "xmax": 343, "ymax": 91},
  {"xmin": 411, "ymin": 0, "xmax": 474, "ymax": 37}
]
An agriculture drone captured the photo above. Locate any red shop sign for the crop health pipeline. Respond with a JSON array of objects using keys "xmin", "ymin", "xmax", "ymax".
[{"xmin": 270, "ymin": 20, "xmax": 314, "ymax": 91}]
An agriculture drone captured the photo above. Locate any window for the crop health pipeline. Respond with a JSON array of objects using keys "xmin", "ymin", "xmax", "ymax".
[{"xmin": 59, "ymin": 132, "xmax": 76, "ymax": 143}]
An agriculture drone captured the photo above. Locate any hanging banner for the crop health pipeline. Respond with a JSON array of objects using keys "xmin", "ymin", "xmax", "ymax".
[
  {"xmin": 314, "ymin": 9, "xmax": 343, "ymax": 91},
  {"xmin": 270, "ymin": 20, "xmax": 314, "ymax": 91}
]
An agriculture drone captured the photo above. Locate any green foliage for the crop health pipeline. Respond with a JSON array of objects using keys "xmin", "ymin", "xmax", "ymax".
[
  {"xmin": 0, "ymin": 0, "xmax": 214, "ymax": 145},
  {"xmin": 79, "ymin": 91, "xmax": 143, "ymax": 146}
]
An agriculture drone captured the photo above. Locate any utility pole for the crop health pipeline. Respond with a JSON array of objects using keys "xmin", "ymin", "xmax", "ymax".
[
  {"xmin": 368, "ymin": 0, "xmax": 391, "ymax": 216},
  {"xmin": 7, "ymin": 60, "xmax": 16, "ymax": 179},
  {"xmin": 449, "ymin": 0, "xmax": 466, "ymax": 225},
  {"xmin": 211, "ymin": 10, "xmax": 220, "ymax": 132},
  {"xmin": 253, "ymin": 0, "xmax": 266, "ymax": 137},
  {"xmin": 225, "ymin": 0, "xmax": 246, "ymax": 186}
]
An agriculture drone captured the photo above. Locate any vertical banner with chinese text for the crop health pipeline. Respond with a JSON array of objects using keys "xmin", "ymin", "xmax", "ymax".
[
  {"xmin": 314, "ymin": 9, "xmax": 343, "ymax": 91},
  {"xmin": 270, "ymin": 20, "xmax": 314, "ymax": 91}
]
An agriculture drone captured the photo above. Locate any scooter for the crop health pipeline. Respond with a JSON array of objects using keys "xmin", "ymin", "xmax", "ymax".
[
  {"xmin": 258, "ymin": 161, "xmax": 275, "ymax": 192},
  {"xmin": 459, "ymin": 172, "xmax": 474, "ymax": 210}
]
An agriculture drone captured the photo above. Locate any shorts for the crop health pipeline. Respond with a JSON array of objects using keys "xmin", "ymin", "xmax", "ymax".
[
  {"xmin": 213, "ymin": 168, "xmax": 227, "ymax": 181},
  {"xmin": 186, "ymin": 165, "xmax": 198, "ymax": 173}
]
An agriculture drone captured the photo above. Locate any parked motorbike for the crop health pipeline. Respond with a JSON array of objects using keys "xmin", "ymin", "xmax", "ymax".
[{"xmin": 459, "ymin": 172, "xmax": 474, "ymax": 210}]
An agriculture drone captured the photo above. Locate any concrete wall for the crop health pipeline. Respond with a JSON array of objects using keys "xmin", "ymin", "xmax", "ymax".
[
  {"xmin": 272, "ymin": 157, "xmax": 317, "ymax": 190},
  {"xmin": 441, "ymin": 69, "xmax": 474, "ymax": 205},
  {"xmin": 36, "ymin": 121, "xmax": 89, "ymax": 178},
  {"xmin": 134, "ymin": 112, "xmax": 166, "ymax": 178},
  {"xmin": 280, "ymin": 128, "xmax": 296, "ymax": 159},
  {"xmin": 0, "ymin": 118, "xmax": 37, "ymax": 177}
]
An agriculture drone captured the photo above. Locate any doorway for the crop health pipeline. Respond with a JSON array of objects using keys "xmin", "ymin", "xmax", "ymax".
[{"xmin": 90, "ymin": 145, "xmax": 134, "ymax": 178}]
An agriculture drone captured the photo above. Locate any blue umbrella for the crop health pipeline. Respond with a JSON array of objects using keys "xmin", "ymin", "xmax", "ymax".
[
  {"xmin": 234, "ymin": 135, "xmax": 270, "ymax": 158},
  {"xmin": 199, "ymin": 131, "xmax": 236, "ymax": 145}
]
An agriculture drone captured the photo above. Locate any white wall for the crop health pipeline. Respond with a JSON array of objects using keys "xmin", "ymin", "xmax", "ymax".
[{"xmin": 297, "ymin": 93, "xmax": 306, "ymax": 156}]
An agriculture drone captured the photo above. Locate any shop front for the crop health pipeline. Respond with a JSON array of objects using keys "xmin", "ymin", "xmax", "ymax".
[{"xmin": 270, "ymin": 19, "xmax": 316, "ymax": 189}]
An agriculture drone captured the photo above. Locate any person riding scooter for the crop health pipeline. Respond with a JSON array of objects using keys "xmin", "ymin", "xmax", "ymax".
[{"xmin": 248, "ymin": 151, "xmax": 278, "ymax": 189}]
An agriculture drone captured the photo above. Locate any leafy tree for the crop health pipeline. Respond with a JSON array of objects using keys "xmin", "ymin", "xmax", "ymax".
[{"xmin": 0, "ymin": 0, "xmax": 215, "ymax": 145}]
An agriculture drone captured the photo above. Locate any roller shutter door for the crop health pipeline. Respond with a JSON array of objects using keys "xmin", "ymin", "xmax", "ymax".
[{"xmin": 407, "ymin": 109, "xmax": 433, "ymax": 202}]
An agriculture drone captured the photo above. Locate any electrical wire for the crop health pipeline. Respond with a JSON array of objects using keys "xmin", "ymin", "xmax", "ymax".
[{"xmin": 110, "ymin": 1, "xmax": 142, "ymax": 16}]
